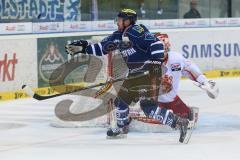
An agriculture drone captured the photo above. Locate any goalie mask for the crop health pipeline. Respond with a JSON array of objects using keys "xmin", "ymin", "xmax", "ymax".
[{"xmin": 155, "ymin": 33, "xmax": 171, "ymax": 52}]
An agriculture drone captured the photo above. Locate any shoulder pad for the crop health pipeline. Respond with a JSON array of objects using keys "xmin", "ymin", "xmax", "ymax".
[
  {"xmin": 144, "ymin": 32, "xmax": 156, "ymax": 41},
  {"xmin": 139, "ymin": 24, "xmax": 149, "ymax": 31},
  {"xmin": 126, "ymin": 24, "xmax": 146, "ymax": 37},
  {"xmin": 132, "ymin": 25, "xmax": 145, "ymax": 33}
]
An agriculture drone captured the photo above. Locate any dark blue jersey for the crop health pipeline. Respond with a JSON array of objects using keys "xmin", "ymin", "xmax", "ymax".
[{"xmin": 85, "ymin": 24, "xmax": 164, "ymax": 70}]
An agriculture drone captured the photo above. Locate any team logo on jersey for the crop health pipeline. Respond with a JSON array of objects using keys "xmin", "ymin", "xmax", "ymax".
[
  {"xmin": 132, "ymin": 25, "xmax": 144, "ymax": 33},
  {"xmin": 171, "ymin": 63, "xmax": 181, "ymax": 71},
  {"xmin": 144, "ymin": 32, "xmax": 156, "ymax": 41}
]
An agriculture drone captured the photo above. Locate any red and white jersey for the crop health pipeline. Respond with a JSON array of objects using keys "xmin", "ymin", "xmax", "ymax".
[{"xmin": 158, "ymin": 51, "xmax": 207, "ymax": 103}]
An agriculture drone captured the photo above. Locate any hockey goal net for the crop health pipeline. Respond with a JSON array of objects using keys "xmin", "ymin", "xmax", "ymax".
[
  {"xmin": 50, "ymin": 43, "xmax": 127, "ymax": 127},
  {"xmin": 50, "ymin": 37, "xmax": 171, "ymax": 132}
]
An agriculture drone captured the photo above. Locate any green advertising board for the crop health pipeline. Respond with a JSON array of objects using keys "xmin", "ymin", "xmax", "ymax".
[{"xmin": 37, "ymin": 35, "xmax": 94, "ymax": 88}]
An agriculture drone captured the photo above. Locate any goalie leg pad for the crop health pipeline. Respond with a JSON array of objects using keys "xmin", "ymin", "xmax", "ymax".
[
  {"xmin": 114, "ymin": 98, "xmax": 130, "ymax": 128},
  {"xmin": 140, "ymin": 99, "xmax": 190, "ymax": 143},
  {"xmin": 140, "ymin": 99, "xmax": 175, "ymax": 127},
  {"xmin": 151, "ymin": 107, "xmax": 175, "ymax": 127},
  {"xmin": 140, "ymin": 99, "xmax": 157, "ymax": 116}
]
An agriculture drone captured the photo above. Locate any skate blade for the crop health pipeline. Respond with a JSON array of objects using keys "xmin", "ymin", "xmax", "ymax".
[
  {"xmin": 183, "ymin": 125, "xmax": 194, "ymax": 144},
  {"xmin": 106, "ymin": 134, "xmax": 127, "ymax": 139}
]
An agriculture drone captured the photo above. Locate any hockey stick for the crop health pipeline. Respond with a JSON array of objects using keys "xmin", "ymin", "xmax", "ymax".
[{"xmin": 22, "ymin": 71, "xmax": 149, "ymax": 101}]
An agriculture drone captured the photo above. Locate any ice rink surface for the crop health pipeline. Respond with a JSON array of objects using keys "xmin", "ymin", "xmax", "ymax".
[{"xmin": 0, "ymin": 78, "xmax": 240, "ymax": 160}]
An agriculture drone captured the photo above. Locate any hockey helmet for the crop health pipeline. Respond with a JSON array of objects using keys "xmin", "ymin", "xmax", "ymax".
[
  {"xmin": 117, "ymin": 9, "xmax": 137, "ymax": 25},
  {"xmin": 155, "ymin": 33, "xmax": 171, "ymax": 52}
]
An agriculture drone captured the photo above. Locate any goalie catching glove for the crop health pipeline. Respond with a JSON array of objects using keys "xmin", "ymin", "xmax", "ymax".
[
  {"xmin": 65, "ymin": 40, "xmax": 89, "ymax": 55},
  {"xmin": 194, "ymin": 80, "xmax": 219, "ymax": 99}
]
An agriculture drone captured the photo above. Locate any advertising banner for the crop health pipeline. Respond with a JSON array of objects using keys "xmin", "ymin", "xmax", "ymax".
[
  {"xmin": 0, "ymin": 0, "xmax": 81, "ymax": 23},
  {"xmin": 167, "ymin": 28, "xmax": 240, "ymax": 71},
  {"xmin": 91, "ymin": 20, "xmax": 117, "ymax": 31},
  {"xmin": 211, "ymin": 18, "xmax": 240, "ymax": 27},
  {"xmin": 0, "ymin": 23, "xmax": 32, "ymax": 34},
  {"xmin": 179, "ymin": 18, "xmax": 210, "ymax": 28},
  {"xmin": 63, "ymin": 21, "xmax": 92, "ymax": 32},
  {"xmin": 0, "ymin": 39, "xmax": 37, "ymax": 92},
  {"xmin": 33, "ymin": 22, "xmax": 64, "ymax": 33},
  {"xmin": 148, "ymin": 19, "xmax": 179, "ymax": 29},
  {"xmin": 210, "ymin": 18, "xmax": 229, "ymax": 27},
  {"xmin": 227, "ymin": 18, "xmax": 240, "ymax": 26},
  {"xmin": 37, "ymin": 35, "xmax": 96, "ymax": 88}
]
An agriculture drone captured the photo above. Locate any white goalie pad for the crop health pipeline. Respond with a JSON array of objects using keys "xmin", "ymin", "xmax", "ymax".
[{"xmin": 188, "ymin": 106, "xmax": 199, "ymax": 129}]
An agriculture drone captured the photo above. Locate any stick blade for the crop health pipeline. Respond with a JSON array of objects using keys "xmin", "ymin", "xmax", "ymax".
[{"xmin": 22, "ymin": 84, "xmax": 34, "ymax": 97}]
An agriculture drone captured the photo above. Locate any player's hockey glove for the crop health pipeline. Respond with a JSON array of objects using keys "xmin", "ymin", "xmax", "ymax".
[{"xmin": 65, "ymin": 40, "xmax": 89, "ymax": 55}]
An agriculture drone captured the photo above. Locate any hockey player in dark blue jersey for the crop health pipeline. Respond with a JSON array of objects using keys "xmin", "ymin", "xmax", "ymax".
[{"xmin": 65, "ymin": 9, "xmax": 190, "ymax": 143}]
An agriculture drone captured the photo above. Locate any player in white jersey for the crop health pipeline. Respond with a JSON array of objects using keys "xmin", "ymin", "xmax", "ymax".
[{"xmin": 153, "ymin": 33, "xmax": 219, "ymax": 123}]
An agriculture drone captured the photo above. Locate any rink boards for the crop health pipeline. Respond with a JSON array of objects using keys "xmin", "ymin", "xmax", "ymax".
[{"xmin": 0, "ymin": 27, "xmax": 240, "ymax": 101}]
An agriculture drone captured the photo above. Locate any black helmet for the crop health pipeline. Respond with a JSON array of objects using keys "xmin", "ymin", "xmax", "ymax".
[{"xmin": 117, "ymin": 9, "xmax": 137, "ymax": 25}]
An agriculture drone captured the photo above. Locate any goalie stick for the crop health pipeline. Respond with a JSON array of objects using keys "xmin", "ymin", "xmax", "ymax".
[{"xmin": 22, "ymin": 71, "xmax": 149, "ymax": 101}]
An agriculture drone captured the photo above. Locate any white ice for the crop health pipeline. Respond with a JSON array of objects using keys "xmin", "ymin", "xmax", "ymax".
[{"xmin": 0, "ymin": 78, "xmax": 240, "ymax": 160}]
